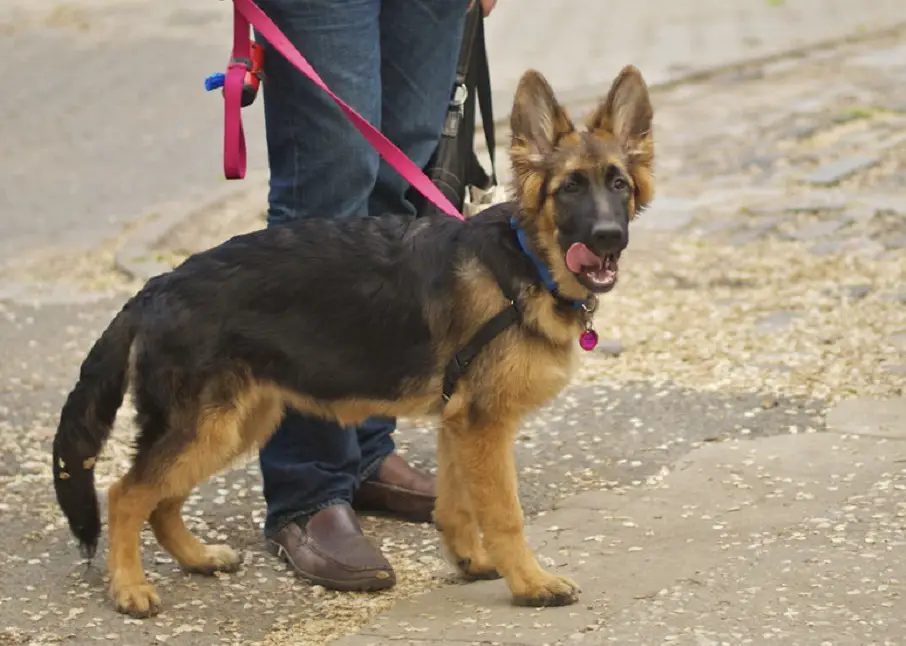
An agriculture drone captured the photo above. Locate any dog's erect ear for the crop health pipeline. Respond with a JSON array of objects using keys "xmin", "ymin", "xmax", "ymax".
[
  {"xmin": 587, "ymin": 65, "xmax": 652, "ymax": 151},
  {"xmin": 587, "ymin": 65, "xmax": 655, "ymax": 212},
  {"xmin": 510, "ymin": 70, "xmax": 575, "ymax": 162}
]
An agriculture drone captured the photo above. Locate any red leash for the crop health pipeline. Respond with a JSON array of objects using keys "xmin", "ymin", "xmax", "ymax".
[{"xmin": 222, "ymin": 0, "xmax": 465, "ymax": 221}]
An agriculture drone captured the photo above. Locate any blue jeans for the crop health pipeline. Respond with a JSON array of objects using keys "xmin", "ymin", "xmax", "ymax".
[{"xmin": 254, "ymin": 0, "xmax": 467, "ymax": 537}]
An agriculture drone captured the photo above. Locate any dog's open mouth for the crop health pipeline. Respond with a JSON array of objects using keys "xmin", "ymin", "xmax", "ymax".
[{"xmin": 565, "ymin": 243, "xmax": 619, "ymax": 293}]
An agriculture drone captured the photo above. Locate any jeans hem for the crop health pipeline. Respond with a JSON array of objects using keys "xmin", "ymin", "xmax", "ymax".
[{"xmin": 359, "ymin": 447, "xmax": 392, "ymax": 484}]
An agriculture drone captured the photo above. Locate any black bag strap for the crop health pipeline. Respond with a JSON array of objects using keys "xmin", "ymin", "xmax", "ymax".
[
  {"xmin": 456, "ymin": 4, "xmax": 482, "ymax": 88},
  {"xmin": 472, "ymin": 15, "xmax": 497, "ymax": 184},
  {"xmin": 439, "ymin": 5, "xmax": 481, "ymax": 143},
  {"xmin": 443, "ymin": 5, "xmax": 495, "ymax": 180}
]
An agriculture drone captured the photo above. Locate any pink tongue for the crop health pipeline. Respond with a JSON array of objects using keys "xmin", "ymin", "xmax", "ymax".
[{"xmin": 566, "ymin": 243, "xmax": 603, "ymax": 273}]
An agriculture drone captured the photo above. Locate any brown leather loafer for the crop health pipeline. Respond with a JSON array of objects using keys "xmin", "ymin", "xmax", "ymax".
[
  {"xmin": 352, "ymin": 453, "xmax": 437, "ymax": 524},
  {"xmin": 267, "ymin": 503, "xmax": 395, "ymax": 591}
]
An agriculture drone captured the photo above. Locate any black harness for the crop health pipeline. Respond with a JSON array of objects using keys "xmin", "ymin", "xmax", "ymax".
[
  {"xmin": 441, "ymin": 288, "xmax": 521, "ymax": 403},
  {"xmin": 440, "ymin": 217, "xmax": 593, "ymax": 403}
]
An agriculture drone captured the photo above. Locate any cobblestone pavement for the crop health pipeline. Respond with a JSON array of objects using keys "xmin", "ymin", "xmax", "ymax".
[
  {"xmin": 2, "ymin": 0, "xmax": 905, "ymax": 272},
  {"xmin": 1, "ymin": 10, "xmax": 906, "ymax": 646}
]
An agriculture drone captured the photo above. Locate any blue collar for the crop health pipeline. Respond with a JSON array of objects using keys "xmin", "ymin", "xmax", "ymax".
[{"xmin": 509, "ymin": 216, "xmax": 589, "ymax": 310}]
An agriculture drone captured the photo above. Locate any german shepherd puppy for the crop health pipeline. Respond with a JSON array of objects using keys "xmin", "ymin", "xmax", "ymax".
[{"xmin": 52, "ymin": 66, "xmax": 654, "ymax": 617}]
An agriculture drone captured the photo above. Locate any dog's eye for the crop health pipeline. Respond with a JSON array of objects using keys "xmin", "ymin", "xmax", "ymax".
[
  {"xmin": 559, "ymin": 174, "xmax": 585, "ymax": 194},
  {"xmin": 611, "ymin": 176, "xmax": 629, "ymax": 192}
]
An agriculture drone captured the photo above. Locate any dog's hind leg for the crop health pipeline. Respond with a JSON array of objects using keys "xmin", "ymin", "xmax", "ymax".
[
  {"xmin": 109, "ymin": 407, "xmax": 241, "ymax": 617},
  {"xmin": 106, "ymin": 474, "xmax": 165, "ymax": 618},
  {"xmin": 444, "ymin": 409, "xmax": 580, "ymax": 607},
  {"xmin": 109, "ymin": 387, "xmax": 278, "ymax": 617},
  {"xmin": 435, "ymin": 426, "xmax": 500, "ymax": 581},
  {"xmin": 147, "ymin": 392, "xmax": 283, "ymax": 578},
  {"xmin": 149, "ymin": 495, "xmax": 241, "ymax": 576}
]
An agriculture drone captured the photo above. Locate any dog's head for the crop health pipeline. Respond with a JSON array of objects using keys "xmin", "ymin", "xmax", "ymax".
[{"xmin": 509, "ymin": 66, "xmax": 654, "ymax": 295}]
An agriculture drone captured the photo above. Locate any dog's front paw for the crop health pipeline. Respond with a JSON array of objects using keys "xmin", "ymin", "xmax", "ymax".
[
  {"xmin": 111, "ymin": 582, "xmax": 162, "ymax": 618},
  {"xmin": 456, "ymin": 556, "xmax": 502, "ymax": 582},
  {"xmin": 511, "ymin": 571, "xmax": 580, "ymax": 607},
  {"xmin": 183, "ymin": 544, "xmax": 242, "ymax": 576}
]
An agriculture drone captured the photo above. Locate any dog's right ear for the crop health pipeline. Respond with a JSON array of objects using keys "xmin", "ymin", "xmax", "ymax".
[
  {"xmin": 586, "ymin": 65, "xmax": 652, "ymax": 154},
  {"xmin": 586, "ymin": 65, "xmax": 655, "ymax": 213},
  {"xmin": 510, "ymin": 70, "xmax": 575, "ymax": 170}
]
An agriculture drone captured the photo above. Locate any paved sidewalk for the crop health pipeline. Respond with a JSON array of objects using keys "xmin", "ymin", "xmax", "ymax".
[{"xmin": 331, "ymin": 397, "xmax": 906, "ymax": 646}]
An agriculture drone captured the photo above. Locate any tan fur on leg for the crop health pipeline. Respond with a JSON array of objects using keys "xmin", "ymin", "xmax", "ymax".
[
  {"xmin": 447, "ymin": 412, "xmax": 579, "ymax": 607},
  {"xmin": 107, "ymin": 477, "xmax": 162, "ymax": 618},
  {"xmin": 149, "ymin": 496, "xmax": 241, "ymax": 575},
  {"xmin": 435, "ymin": 425, "xmax": 499, "ymax": 581}
]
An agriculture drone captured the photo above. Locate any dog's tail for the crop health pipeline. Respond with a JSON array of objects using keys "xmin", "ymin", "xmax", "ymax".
[{"xmin": 52, "ymin": 298, "xmax": 141, "ymax": 559}]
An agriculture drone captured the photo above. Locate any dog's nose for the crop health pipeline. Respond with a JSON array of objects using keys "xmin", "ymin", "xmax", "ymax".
[{"xmin": 591, "ymin": 222, "xmax": 626, "ymax": 250}]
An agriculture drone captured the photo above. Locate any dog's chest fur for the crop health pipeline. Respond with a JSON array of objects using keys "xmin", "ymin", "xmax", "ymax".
[{"xmin": 451, "ymin": 256, "xmax": 581, "ymax": 415}]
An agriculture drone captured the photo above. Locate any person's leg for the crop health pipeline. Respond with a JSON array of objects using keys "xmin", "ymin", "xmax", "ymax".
[
  {"xmin": 256, "ymin": 0, "xmax": 380, "ymax": 224},
  {"xmin": 256, "ymin": 0, "xmax": 402, "ymax": 519},
  {"xmin": 259, "ymin": 411, "xmax": 361, "ymax": 537},
  {"xmin": 368, "ymin": 0, "xmax": 470, "ymax": 218},
  {"xmin": 253, "ymin": 0, "xmax": 398, "ymax": 590},
  {"xmin": 349, "ymin": 0, "xmax": 468, "ymax": 520},
  {"xmin": 355, "ymin": 416, "xmax": 397, "ymax": 482}
]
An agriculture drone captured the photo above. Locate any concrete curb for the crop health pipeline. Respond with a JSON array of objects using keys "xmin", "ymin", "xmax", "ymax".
[
  {"xmin": 113, "ymin": 174, "xmax": 268, "ymax": 281},
  {"xmin": 113, "ymin": 21, "xmax": 906, "ymax": 283}
]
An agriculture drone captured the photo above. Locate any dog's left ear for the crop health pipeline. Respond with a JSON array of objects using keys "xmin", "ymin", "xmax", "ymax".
[
  {"xmin": 587, "ymin": 65, "xmax": 654, "ymax": 211},
  {"xmin": 587, "ymin": 65, "xmax": 652, "ymax": 152}
]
